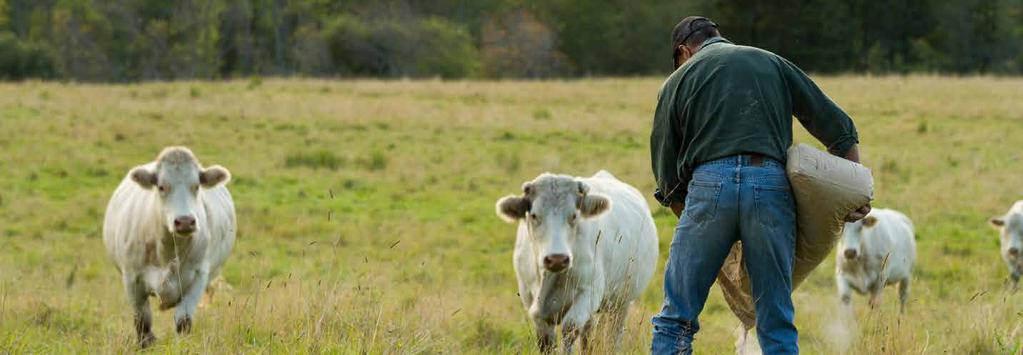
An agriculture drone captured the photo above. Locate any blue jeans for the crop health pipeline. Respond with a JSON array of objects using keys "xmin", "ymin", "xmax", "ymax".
[{"xmin": 651, "ymin": 155, "xmax": 798, "ymax": 354}]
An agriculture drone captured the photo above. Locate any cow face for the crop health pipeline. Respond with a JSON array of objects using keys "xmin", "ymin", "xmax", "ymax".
[
  {"xmin": 991, "ymin": 213, "xmax": 1023, "ymax": 262},
  {"xmin": 496, "ymin": 174, "xmax": 611, "ymax": 273},
  {"xmin": 840, "ymin": 215, "xmax": 878, "ymax": 260},
  {"xmin": 129, "ymin": 147, "xmax": 230, "ymax": 237}
]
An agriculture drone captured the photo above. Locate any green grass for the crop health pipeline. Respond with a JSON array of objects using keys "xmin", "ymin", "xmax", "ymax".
[
  {"xmin": 285, "ymin": 150, "xmax": 347, "ymax": 170},
  {"xmin": 0, "ymin": 77, "xmax": 1022, "ymax": 353}
]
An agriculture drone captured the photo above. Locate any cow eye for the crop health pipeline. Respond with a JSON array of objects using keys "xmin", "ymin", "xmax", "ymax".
[
  {"xmin": 530, "ymin": 213, "xmax": 541, "ymax": 224},
  {"xmin": 158, "ymin": 185, "xmax": 168, "ymax": 193},
  {"xmin": 569, "ymin": 214, "xmax": 577, "ymax": 223}
]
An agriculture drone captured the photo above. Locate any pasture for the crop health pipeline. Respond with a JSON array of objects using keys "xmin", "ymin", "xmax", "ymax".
[{"xmin": 0, "ymin": 76, "xmax": 1021, "ymax": 353}]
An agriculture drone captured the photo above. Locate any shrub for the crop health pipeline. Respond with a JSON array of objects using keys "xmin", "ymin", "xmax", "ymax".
[
  {"xmin": 413, "ymin": 18, "xmax": 480, "ymax": 78},
  {"xmin": 323, "ymin": 15, "xmax": 479, "ymax": 78},
  {"xmin": 0, "ymin": 32, "xmax": 55, "ymax": 80}
]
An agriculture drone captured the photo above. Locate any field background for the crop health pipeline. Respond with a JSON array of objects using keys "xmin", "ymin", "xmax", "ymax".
[{"xmin": 1, "ymin": 76, "xmax": 1022, "ymax": 353}]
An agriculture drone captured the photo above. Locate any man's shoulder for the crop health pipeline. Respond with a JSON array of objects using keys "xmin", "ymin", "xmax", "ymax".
[
  {"xmin": 656, "ymin": 71, "xmax": 684, "ymax": 104},
  {"xmin": 713, "ymin": 43, "xmax": 781, "ymax": 61},
  {"xmin": 695, "ymin": 43, "xmax": 789, "ymax": 76},
  {"xmin": 660, "ymin": 66, "xmax": 687, "ymax": 92}
]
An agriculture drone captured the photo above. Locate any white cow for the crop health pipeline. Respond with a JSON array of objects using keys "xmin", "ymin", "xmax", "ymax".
[
  {"xmin": 103, "ymin": 147, "xmax": 236, "ymax": 347},
  {"xmin": 990, "ymin": 201, "xmax": 1023, "ymax": 289},
  {"xmin": 495, "ymin": 171, "xmax": 658, "ymax": 353},
  {"xmin": 835, "ymin": 208, "xmax": 916, "ymax": 311}
]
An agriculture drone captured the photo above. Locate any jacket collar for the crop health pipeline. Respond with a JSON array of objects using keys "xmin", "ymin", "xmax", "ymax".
[{"xmin": 698, "ymin": 37, "xmax": 731, "ymax": 51}]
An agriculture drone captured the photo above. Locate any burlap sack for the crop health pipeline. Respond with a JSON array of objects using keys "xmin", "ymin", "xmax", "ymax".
[{"xmin": 718, "ymin": 143, "xmax": 874, "ymax": 329}]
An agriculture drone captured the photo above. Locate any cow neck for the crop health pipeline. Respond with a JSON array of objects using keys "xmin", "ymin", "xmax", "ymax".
[
  {"xmin": 574, "ymin": 225, "xmax": 598, "ymax": 264},
  {"xmin": 535, "ymin": 271, "xmax": 573, "ymax": 319},
  {"xmin": 159, "ymin": 231, "xmax": 193, "ymax": 265}
]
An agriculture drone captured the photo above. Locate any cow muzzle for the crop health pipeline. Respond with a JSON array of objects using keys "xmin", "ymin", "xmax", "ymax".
[
  {"xmin": 843, "ymin": 249, "xmax": 858, "ymax": 260},
  {"xmin": 173, "ymin": 216, "xmax": 197, "ymax": 235},
  {"xmin": 543, "ymin": 254, "xmax": 571, "ymax": 273}
]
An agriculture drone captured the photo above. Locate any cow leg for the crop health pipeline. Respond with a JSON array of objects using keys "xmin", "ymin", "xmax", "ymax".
[
  {"xmin": 897, "ymin": 279, "xmax": 910, "ymax": 313},
  {"xmin": 123, "ymin": 273, "xmax": 155, "ymax": 348},
  {"xmin": 561, "ymin": 299, "xmax": 596, "ymax": 354},
  {"xmin": 531, "ymin": 317, "xmax": 556, "ymax": 354},
  {"xmin": 582, "ymin": 320, "xmax": 594, "ymax": 353},
  {"xmin": 200, "ymin": 275, "xmax": 229, "ymax": 309},
  {"xmin": 867, "ymin": 289, "xmax": 883, "ymax": 309},
  {"xmin": 561, "ymin": 322, "xmax": 583, "ymax": 354},
  {"xmin": 200, "ymin": 278, "xmax": 216, "ymax": 309},
  {"xmin": 734, "ymin": 326, "xmax": 764, "ymax": 355},
  {"xmin": 836, "ymin": 274, "xmax": 852, "ymax": 308},
  {"xmin": 174, "ymin": 266, "xmax": 209, "ymax": 334},
  {"xmin": 603, "ymin": 304, "xmax": 629, "ymax": 352}
]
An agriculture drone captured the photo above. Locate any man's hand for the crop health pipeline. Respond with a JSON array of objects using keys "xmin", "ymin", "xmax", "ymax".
[
  {"xmin": 845, "ymin": 204, "xmax": 871, "ymax": 222},
  {"xmin": 670, "ymin": 201, "xmax": 684, "ymax": 219},
  {"xmin": 839, "ymin": 144, "xmax": 870, "ymax": 222},
  {"xmin": 842, "ymin": 144, "xmax": 861, "ymax": 163}
]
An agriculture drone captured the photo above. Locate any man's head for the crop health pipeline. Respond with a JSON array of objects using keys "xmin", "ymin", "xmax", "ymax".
[{"xmin": 671, "ymin": 16, "xmax": 720, "ymax": 69}]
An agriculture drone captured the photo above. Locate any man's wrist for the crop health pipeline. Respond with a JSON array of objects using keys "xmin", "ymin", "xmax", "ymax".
[
  {"xmin": 669, "ymin": 201, "xmax": 685, "ymax": 218},
  {"xmin": 842, "ymin": 144, "xmax": 861, "ymax": 163}
]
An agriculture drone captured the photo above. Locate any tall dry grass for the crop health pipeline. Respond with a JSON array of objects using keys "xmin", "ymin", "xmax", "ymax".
[{"xmin": 0, "ymin": 76, "xmax": 1021, "ymax": 353}]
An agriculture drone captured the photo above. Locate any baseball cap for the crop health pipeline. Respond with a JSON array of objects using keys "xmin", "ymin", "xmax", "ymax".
[{"xmin": 672, "ymin": 16, "xmax": 718, "ymax": 67}]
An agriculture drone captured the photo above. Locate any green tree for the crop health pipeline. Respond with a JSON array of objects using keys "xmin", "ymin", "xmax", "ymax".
[
  {"xmin": 416, "ymin": 17, "xmax": 480, "ymax": 78},
  {"xmin": 0, "ymin": 31, "xmax": 55, "ymax": 79},
  {"xmin": 49, "ymin": 0, "xmax": 112, "ymax": 81},
  {"xmin": 0, "ymin": 0, "xmax": 9, "ymax": 30},
  {"xmin": 0, "ymin": 0, "xmax": 1019, "ymax": 81}
]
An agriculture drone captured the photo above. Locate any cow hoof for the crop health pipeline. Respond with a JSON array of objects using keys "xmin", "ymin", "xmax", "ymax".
[
  {"xmin": 175, "ymin": 316, "xmax": 192, "ymax": 334},
  {"xmin": 138, "ymin": 333, "xmax": 156, "ymax": 348}
]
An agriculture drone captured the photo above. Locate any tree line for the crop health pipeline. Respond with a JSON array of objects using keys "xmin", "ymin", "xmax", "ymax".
[{"xmin": 0, "ymin": 0, "xmax": 1020, "ymax": 81}]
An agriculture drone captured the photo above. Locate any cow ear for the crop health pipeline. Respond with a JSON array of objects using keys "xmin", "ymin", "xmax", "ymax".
[
  {"xmin": 862, "ymin": 216, "xmax": 878, "ymax": 227},
  {"xmin": 200, "ymin": 165, "xmax": 231, "ymax": 188},
  {"xmin": 576, "ymin": 180, "xmax": 590, "ymax": 195},
  {"xmin": 521, "ymin": 181, "xmax": 533, "ymax": 195},
  {"xmin": 579, "ymin": 193, "xmax": 611, "ymax": 219},
  {"xmin": 496, "ymin": 195, "xmax": 530, "ymax": 223},
  {"xmin": 129, "ymin": 167, "xmax": 157, "ymax": 189},
  {"xmin": 990, "ymin": 216, "xmax": 1006, "ymax": 228}
]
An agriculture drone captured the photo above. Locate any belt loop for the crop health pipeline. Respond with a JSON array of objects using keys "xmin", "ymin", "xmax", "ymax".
[{"xmin": 734, "ymin": 156, "xmax": 741, "ymax": 183}]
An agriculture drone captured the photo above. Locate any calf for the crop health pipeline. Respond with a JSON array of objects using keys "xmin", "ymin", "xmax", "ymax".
[
  {"xmin": 835, "ymin": 208, "xmax": 916, "ymax": 311},
  {"xmin": 103, "ymin": 147, "xmax": 236, "ymax": 347},
  {"xmin": 495, "ymin": 171, "xmax": 658, "ymax": 353},
  {"xmin": 990, "ymin": 201, "xmax": 1023, "ymax": 289}
]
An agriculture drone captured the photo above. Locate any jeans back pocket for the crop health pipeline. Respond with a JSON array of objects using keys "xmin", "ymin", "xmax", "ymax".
[
  {"xmin": 754, "ymin": 184, "xmax": 795, "ymax": 229},
  {"xmin": 683, "ymin": 179, "xmax": 722, "ymax": 223}
]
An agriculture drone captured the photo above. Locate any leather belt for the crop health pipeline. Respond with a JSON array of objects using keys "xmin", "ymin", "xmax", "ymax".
[{"xmin": 740, "ymin": 153, "xmax": 767, "ymax": 166}]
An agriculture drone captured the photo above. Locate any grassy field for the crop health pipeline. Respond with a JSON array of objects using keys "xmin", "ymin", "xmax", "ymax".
[{"xmin": 0, "ymin": 76, "xmax": 1021, "ymax": 354}]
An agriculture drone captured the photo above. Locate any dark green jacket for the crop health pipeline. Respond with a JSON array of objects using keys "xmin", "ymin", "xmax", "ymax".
[{"xmin": 651, "ymin": 37, "xmax": 859, "ymax": 206}]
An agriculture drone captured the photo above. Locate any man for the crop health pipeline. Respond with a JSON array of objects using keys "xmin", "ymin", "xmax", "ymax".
[{"xmin": 649, "ymin": 16, "xmax": 870, "ymax": 354}]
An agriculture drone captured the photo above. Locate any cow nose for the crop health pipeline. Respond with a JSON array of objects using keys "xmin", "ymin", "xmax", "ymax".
[
  {"xmin": 844, "ymin": 249, "xmax": 858, "ymax": 260},
  {"xmin": 543, "ymin": 254, "xmax": 571, "ymax": 272},
  {"xmin": 174, "ymin": 216, "xmax": 196, "ymax": 233},
  {"xmin": 1009, "ymin": 247, "xmax": 1020, "ymax": 257}
]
